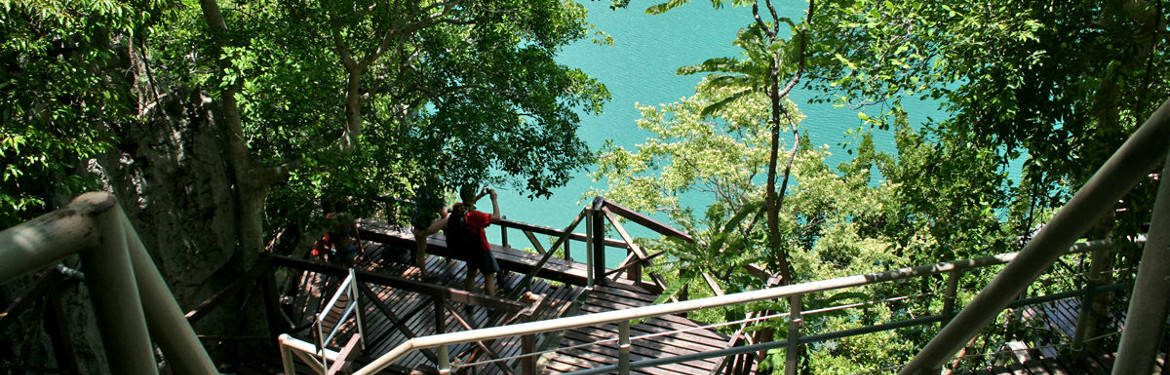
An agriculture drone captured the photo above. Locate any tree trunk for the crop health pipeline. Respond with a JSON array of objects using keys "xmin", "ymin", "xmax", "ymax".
[{"xmin": 344, "ymin": 69, "xmax": 364, "ymax": 151}]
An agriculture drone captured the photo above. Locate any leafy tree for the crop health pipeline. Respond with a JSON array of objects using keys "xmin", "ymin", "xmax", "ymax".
[
  {"xmin": 591, "ymin": 86, "xmax": 928, "ymax": 371},
  {"xmin": 1, "ymin": 0, "xmax": 607, "ymax": 369},
  {"xmin": 805, "ymin": 0, "xmax": 1169, "ymax": 235}
]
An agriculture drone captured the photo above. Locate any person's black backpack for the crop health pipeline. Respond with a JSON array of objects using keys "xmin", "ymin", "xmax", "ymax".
[{"xmin": 444, "ymin": 212, "xmax": 475, "ymax": 255}]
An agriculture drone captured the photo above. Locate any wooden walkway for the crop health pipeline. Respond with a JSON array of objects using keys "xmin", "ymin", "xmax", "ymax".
[
  {"xmin": 274, "ymin": 222, "xmax": 737, "ymax": 374},
  {"xmin": 288, "ymin": 243, "xmax": 583, "ymax": 374},
  {"xmin": 956, "ymin": 297, "xmax": 1168, "ymax": 374},
  {"xmin": 546, "ymin": 280, "xmax": 732, "ymax": 375}
]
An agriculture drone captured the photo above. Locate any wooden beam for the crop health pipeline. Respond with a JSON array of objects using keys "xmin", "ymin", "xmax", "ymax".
[
  {"xmin": 512, "ymin": 210, "xmax": 589, "ymax": 297},
  {"xmin": 0, "ymin": 270, "xmax": 62, "ymax": 330},
  {"xmin": 356, "ymin": 283, "xmax": 439, "ymax": 365},
  {"xmin": 442, "ymin": 300, "xmax": 516, "ymax": 375},
  {"xmin": 606, "ymin": 250, "xmax": 669, "ymax": 279},
  {"xmin": 264, "ymin": 254, "xmax": 524, "ymax": 313},
  {"xmin": 649, "ymin": 272, "xmax": 677, "ymax": 303},
  {"xmin": 326, "ymin": 334, "xmax": 363, "ymax": 375},
  {"xmin": 496, "ymin": 218, "xmax": 628, "ymax": 249},
  {"xmin": 598, "ymin": 198, "xmax": 692, "ymax": 242},
  {"xmin": 600, "ymin": 207, "xmax": 649, "ymax": 260},
  {"xmin": 185, "ymin": 259, "xmax": 272, "ymax": 324},
  {"xmin": 742, "ymin": 263, "xmax": 772, "ymax": 282},
  {"xmin": 703, "ymin": 272, "xmax": 725, "ymax": 296},
  {"xmin": 523, "ymin": 230, "xmax": 547, "ymax": 255},
  {"xmin": 601, "ymin": 207, "xmax": 646, "ymax": 284},
  {"xmin": 370, "ymin": 232, "xmax": 592, "ymax": 287}
]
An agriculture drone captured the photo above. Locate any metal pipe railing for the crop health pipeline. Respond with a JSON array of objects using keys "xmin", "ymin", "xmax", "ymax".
[
  {"xmin": 298, "ymin": 267, "xmax": 365, "ymax": 374},
  {"xmin": 350, "ymin": 239, "xmax": 1113, "ymax": 375},
  {"xmin": 559, "ymin": 281, "xmax": 1128, "ymax": 375},
  {"xmin": 900, "ymin": 98, "xmax": 1170, "ymax": 374},
  {"xmin": 1113, "ymin": 134, "xmax": 1170, "ymax": 373},
  {"xmin": 278, "ymin": 333, "xmax": 340, "ymax": 375},
  {"xmin": 0, "ymin": 192, "xmax": 217, "ymax": 374}
]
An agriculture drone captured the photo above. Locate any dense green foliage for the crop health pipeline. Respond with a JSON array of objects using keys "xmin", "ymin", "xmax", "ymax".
[
  {"xmin": 0, "ymin": 0, "xmax": 144, "ymax": 227},
  {"xmin": 807, "ymin": 0, "xmax": 1169, "ymax": 233},
  {"xmin": 595, "ymin": 0, "xmax": 1168, "ymax": 372},
  {"xmin": 591, "ymin": 86, "xmax": 1023, "ymax": 371},
  {"xmin": 0, "ymin": 0, "xmax": 608, "ymax": 228},
  {"xmin": 0, "ymin": 0, "xmax": 609, "ymax": 369}
]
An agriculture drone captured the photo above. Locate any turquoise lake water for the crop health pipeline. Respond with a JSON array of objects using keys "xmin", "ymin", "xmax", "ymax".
[{"xmin": 488, "ymin": 1, "xmax": 942, "ymax": 261}]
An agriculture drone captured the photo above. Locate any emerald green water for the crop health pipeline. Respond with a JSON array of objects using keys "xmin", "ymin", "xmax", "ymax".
[{"xmin": 489, "ymin": 2, "xmax": 942, "ymax": 262}]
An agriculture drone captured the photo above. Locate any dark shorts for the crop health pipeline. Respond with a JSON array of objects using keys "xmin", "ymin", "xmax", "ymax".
[{"xmin": 466, "ymin": 250, "xmax": 500, "ymax": 275}]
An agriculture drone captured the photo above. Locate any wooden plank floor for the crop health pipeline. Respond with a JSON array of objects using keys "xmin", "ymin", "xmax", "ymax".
[
  {"xmin": 954, "ymin": 297, "xmax": 1167, "ymax": 375},
  {"xmin": 286, "ymin": 242, "xmax": 585, "ymax": 374},
  {"xmin": 275, "ymin": 222, "xmax": 741, "ymax": 374},
  {"xmin": 544, "ymin": 280, "xmax": 734, "ymax": 375}
]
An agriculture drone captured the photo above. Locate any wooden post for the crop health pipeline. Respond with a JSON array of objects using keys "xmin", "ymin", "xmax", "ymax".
[
  {"xmin": 1074, "ymin": 215, "xmax": 1115, "ymax": 348},
  {"xmin": 522, "ymin": 334, "xmax": 537, "ymax": 375},
  {"xmin": 629, "ymin": 258, "xmax": 642, "ymax": 285},
  {"xmin": 592, "ymin": 198, "xmax": 606, "ymax": 285},
  {"xmin": 434, "ymin": 297, "xmax": 445, "ymax": 334},
  {"xmin": 501, "ymin": 215, "xmax": 509, "ymax": 248},
  {"xmin": 785, "ymin": 294, "xmax": 802, "ymax": 375},
  {"xmin": 44, "ymin": 282, "xmax": 80, "ymax": 375},
  {"xmin": 585, "ymin": 209, "xmax": 594, "ymax": 288},
  {"xmin": 261, "ymin": 261, "xmax": 285, "ymax": 342},
  {"xmin": 618, "ymin": 320, "xmax": 631, "ymax": 375}
]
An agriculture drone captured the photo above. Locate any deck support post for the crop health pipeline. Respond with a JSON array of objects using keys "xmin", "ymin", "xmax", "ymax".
[
  {"xmin": 44, "ymin": 281, "xmax": 80, "ymax": 375},
  {"xmin": 316, "ymin": 313, "xmax": 329, "ymax": 372},
  {"xmin": 1113, "ymin": 150, "xmax": 1170, "ymax": 375},
  {"xmin": 1074, "ymin": 217, "xmax": 1115, "ymax": 349},
  {"xmin": 262, "ymin": 260, "xmax": 285, "ymax": 342},
  {"xmin": 618, "ymin": 320, "xmax": 631, "ymax": 375},
  {"xmin": 434, "ymin": 297, "xmax": 446, "ymax": 334},
  {"xmin": 522, "ymin": 334, "xmax": 537, "ymax": 375},
  {"xmin": 438, "ymin": 343, "xmax": 451, "ymax": 374},
  {"xmin": 785, "ymin": 294, "xmax": 802, "ymax": 375},
  {"xmin": 592, "ymin": 198, "xmax": 607, "ymax": 286},
  {"xmin": 350, "ymin": 269, "xmax": 367, "ymax": 351},
  {"xmin": 586, "ymin": 209, "xmax": 595, "ymax": 288},
  {"xmin": 501, "ymin": 215, "xmax": 509, "ymax": 248}
]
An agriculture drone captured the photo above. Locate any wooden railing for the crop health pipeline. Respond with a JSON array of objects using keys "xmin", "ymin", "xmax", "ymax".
[
  {"xmin": 269, "ymin": 253, "xmax": 541, "ymax": 374},
  {"xmin": 499, "ymin": 197, "xmax": 697, "ymax": 298}
]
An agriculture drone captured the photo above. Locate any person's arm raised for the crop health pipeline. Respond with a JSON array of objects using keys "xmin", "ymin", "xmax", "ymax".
[
  {"xmin": 423, "ymin": 206, "xmax": 450, "ymax": 235},
  {"xmin": 489, "ymin": 189, "xmax": 501, "ymax": 222}
]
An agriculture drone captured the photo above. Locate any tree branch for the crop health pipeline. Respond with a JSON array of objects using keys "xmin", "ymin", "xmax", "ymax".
[{"xmin": 331, "ymin": 29, "xmax": 358, "ymax": 72}]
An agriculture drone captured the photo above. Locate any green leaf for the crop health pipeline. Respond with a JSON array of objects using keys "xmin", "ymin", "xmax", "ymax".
[{"xmin": 645, "ymin": 0, "xmax": 691, "ymax": 15}]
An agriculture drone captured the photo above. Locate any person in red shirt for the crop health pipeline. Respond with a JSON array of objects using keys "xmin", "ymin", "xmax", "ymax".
[{"xmin": 442, "ymin": 186, "xmax": 502, "ymax": 295}]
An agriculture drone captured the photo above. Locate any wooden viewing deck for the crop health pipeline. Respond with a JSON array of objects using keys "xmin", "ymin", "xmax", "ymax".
[{"xmin": 270, "ymin": 220, "xmax": 737, "ymax": 374}]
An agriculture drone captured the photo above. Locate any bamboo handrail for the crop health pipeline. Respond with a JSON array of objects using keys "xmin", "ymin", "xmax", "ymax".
[{"xmin": 0, "ymin": 192, "xmax": 217, "ymax": 375}]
